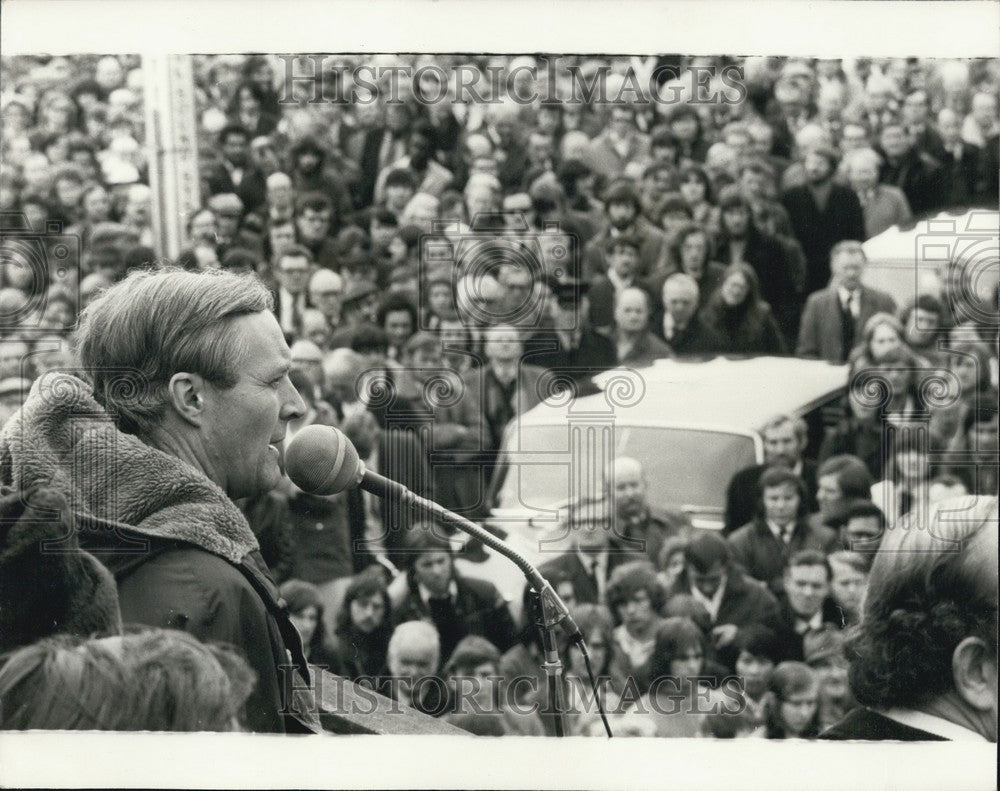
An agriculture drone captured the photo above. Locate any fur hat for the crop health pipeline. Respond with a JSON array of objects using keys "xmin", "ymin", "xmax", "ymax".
[{"xmin": 0, "ymin": 486, "xmax": 122, "ymax": 652}]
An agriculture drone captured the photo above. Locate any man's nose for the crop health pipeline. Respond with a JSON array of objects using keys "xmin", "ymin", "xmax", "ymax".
[{"xmin": 282, "ymin": 381, "xmax": 308, "ymax": 420}]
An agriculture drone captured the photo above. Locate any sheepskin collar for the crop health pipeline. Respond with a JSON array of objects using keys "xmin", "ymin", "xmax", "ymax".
[{"xmin": 0, "ymin": 374, "xmax": 259, "ymax": 565}]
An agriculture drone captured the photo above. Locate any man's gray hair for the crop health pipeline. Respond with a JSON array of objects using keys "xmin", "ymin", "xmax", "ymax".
[
  {"xmin": 388, "ymin": 620, "xmax": 440, "ymax": 664},
  {"xmin": 75, "ymin": 267, "xmax": 274, "ymax": 438}
]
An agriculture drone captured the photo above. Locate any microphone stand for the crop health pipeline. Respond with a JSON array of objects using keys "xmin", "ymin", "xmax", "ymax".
[{"xmin": 362, "ymin": 462, "xmax": 575, "ymax": 738}]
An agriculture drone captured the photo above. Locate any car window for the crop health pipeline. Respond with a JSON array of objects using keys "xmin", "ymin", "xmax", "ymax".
[{"xmin": 493, "ymin": 425, "xmax": 758, "ymax": 513}]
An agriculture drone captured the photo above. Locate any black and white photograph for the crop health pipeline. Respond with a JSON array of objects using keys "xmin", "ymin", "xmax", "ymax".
[{"xmin": 0, "ymin": 1, "xmax": 997, "ymax": 788}]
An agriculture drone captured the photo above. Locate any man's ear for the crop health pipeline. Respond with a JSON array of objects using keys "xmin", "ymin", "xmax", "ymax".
[
  {"xmin": 952, "ymin": 635, "xmax": 997, "ymax": 713},
  {"xmin": 167, "ymin": 372, "xmax": 207, "ymax": 426}
]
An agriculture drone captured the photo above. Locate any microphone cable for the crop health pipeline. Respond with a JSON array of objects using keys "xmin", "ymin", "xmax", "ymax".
[{"xmin": 575, "ymin": 638, "xmax": 613, "ymax": 738}]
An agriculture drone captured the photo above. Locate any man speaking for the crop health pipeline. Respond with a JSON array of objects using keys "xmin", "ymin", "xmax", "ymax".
[{"xmin": 1, "ymin": 268, "xmax": 314, "ymax": 733}]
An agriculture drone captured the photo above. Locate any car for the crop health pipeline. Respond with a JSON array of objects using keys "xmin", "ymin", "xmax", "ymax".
[{"xmin": 454, "ymin": 356, "xmax": 848, "ymax": 613}]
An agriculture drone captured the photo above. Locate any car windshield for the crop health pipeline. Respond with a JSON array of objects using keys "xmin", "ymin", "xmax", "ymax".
[{"xmin": 494, "ymin": 425, "xmax": 758, "ymax": 513}]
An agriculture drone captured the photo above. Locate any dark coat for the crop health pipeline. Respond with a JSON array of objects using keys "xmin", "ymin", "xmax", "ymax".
[
  {"xmin": 820, "ymin": 709, "xmax": 948, "ymax": 741},
  {"xmin": 204, "ymin": 162, "xmax": 268, "ymax": 215},
  {"xmin": 727, "ymin": 517, "xmax": 840, "ymax": 592},
  {"xmin": 723, "ymin": 460, "xmax": 819, "ymax": 534},
  {"xmin": 536, "ymin": 549, "xmax": 631, "ymax": 607},
  {"xmin": 393, "ymin": 572, "xmax": 518, "ymax": 663},
  {"xmin": 656, "ymin": 315, "xmax": 727, "ymax": 357},
  {"xmin": 797, "ymin": 285, "xmax": 898, "ymax": 363},
  {"xmin": 782, "ymin": 183, "xmax": 866, "ymax": 297},
  {"xmin": 940, "ymin": 143, "xmax": 984, "ymax": 208},
  {"xmin": 615, "ymin": 329, "xmax": 674, "ymax": 368},
  {"xmin": 701, "ymin": 299, "xmax": 787, "ymax": 356},
  {"xmin": 583, "ymin": 219, "xmax": 666, "ymax": 280},
  {"xmin": 613, "ymin": 505, "xmax": 691, "ymax": 565},
  {"xmin": 878, "ymin": 148, "xmax": 947, "ymax": 218},
  {"xmin": 773, "ymin": 593, "xmax": 843, "ymax": 662},
  {"xmin": 525, "ymin": 327, "xmax": 617, "ymax": 378},
  {"xmin": 715, "ymin": 225, "xmax": 803, "ymax": 340}
]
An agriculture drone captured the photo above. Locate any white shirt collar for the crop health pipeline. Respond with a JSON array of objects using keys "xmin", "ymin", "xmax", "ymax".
[
  {"xmin": 690, "ymin": 576, "xmax": 727, "ymax": 622},
  {"xmin": 418, "ymin": 579, "xmax": 458, "ymax": 606},
  {"xmin": 880, "ymin": 708, "xmax": 989, "ymax": 742},
  {"xmin": 767, "ymin": 519, "xmax": 795, "ymax": 543}
]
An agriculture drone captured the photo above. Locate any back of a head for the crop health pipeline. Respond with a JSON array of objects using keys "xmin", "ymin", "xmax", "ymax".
[{"xmin": 847, "ymin": 496, "xmax": 998, "ymax": 711}]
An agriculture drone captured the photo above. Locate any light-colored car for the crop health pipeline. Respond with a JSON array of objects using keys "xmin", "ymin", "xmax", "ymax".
[{"xmin": 456, "ymin": 356, "xmax": 848, "ymax": 610}]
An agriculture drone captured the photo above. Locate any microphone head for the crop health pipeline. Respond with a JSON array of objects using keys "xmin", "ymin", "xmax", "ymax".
[{"xmin": 284, "ymin": 424, "xmax": 361, "ymax": 496}]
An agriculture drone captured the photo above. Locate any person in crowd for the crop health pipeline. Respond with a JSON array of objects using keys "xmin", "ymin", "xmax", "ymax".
[
  {"xmin": 676, "ymin": 164, "xmax": 720, "ymax": 233},
  {"xmin": 762, "ymin": 661, "xmax": 821, "ymax": 739},
  {"xmin": 844, "ymin": 148, "xmax": 912, "ymax": 240},
  {"xmin": 635, "ymin": 616, "xmax": 715, "ymax": 738},
  {"xmin": 848, "ymin": 312, "xmax": 907, "ymax": 365},
  {"xmin": 376, "ymin": 292, "xmax": 419, "ymax": 361},
  {"xmin": 606, "ymin": 560, "xmax": 665, "ymax": 692},
  {"xmin": 554, "ymin": 603, "xmax": 623, "ymax": 736},
  {"xmin": 656, "ymin": 536, "xmax": 689, "ymax": 595},
  {"xmin": 663, "ymin": 223, "xmax": 727, "ymax": 311},
  {"xmin": 382, "ymin": 619, "xmax": 447, "ymax": 716},
  {"xmin": 678, "ymin": 531, "xmax": 784, "ymax": 668},
  {"xmin": 734, "ymin": 626, "xmax": 783, "ymax": 731},
  {"xmin": 393, "ymin": 524, "xmax": 517, "ymax": 664},
  {"xmin": 728, "ymin": 467, "xmax": 839, "ymax": 592},
  {"xmin": 443, "ymin": 635, "xmax": 545, "ymax": 736},
  {"xmin": 589, "ymin": 235, "xmax": 650, "ymax": 333},
  {"xmin": 714, "ymin": 187, "xmax": 801, "ymax": 342},
  {"xmin": 823, "ymin": 496, "xmax": 997, "ymax": 741},
  {"xmin": 876, "ymin": 121, "xmax": 947, "ymax": 217},
  {"xmin": 609, "ymin": 287, "xmax": 672, "ymax": 367},
  {"xmin": 870, "ymin": 434, "xmax": 936, "ymax": 524},
  {"xmin": 0, "ymin": 628, "xmax": 256, "ymax": 732},
  {"xmin": 930, "ymin": 339, "xmax": 996, "ymax": 450},
  {"xmin": 203, "ymin": 123, "xmax": 266, "ymax": 214},
  {"xmin": 609, "ymin": 456, "xmax": 691, "ymax": 565},
  {"xmin": 271, "ymin": 244, "xmax": 313, "ymax": 337},
  {"xmin": 279, "ymin": 578, "xmax": 338, "ymax": 669},
  {"xmin": 827, "ymin": 550, "xmax": 869, "ymax": 628},
  {"xmin": 812, "ymin": 454, "xmax": 874, "ymax": 531},
  {"xmin": 294, "ymin": 192, "xmax": 340, "ymax": 270},
  {"xmin": 797, "ymin": 240, "xmax": 897, "ymax": 363},
  {"xmin": 899, "ymin": 294, "xmax": 947, "ymax": 364},
  {"xmin": 945, "ymin": 404, "xmax": 999, "ymax": 498},
  {"xmin": 583, "ymin": 179, "xmax": 665, "ymax": 280},
  {"xmin": 775, "ymin": 550, "xmax": 842, "ymax": 662},
  {"xmin": 701, "ymin": 263, "xmax": 786, "ymax": 355},
  {"xmin": 527, "ymin": 278, "xmax": 616, "ymax": 378},
  {"xmin": 725, "ymin": 414, "xmax": 819, "ymax": 534},
  {"xmin": 656, "ymin": 273, "xmax": 726, "ymax": 356}
]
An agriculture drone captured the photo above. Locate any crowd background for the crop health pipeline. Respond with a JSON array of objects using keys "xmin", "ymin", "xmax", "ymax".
[{"xmin": 0, "ymin": 53, "xmax": 998, "ymax": 737}]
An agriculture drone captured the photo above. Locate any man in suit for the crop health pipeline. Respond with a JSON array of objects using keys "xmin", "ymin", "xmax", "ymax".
[
  {"xmin": 586, "ymin": 105, "xmax": 650, "ymax": 182},
  {"xmin": 588, "ymin": 235, "xmax": 654, "ymax": 333},
  {"xmin": 204, "ymin": 123, "xmax": 267, "ymax": 214},
  {"xmin": 781, "ymin": 144, "xmax": 866, "ymax": 296},
  {"xmin": 773, "ymin": 550, "xmax": 843, "ymax": 662},
  {"xmin": 657, "ymin": 273, "xmax": 727, "ymax": 356},
  {"xmin": 536, "ymin": 492, "xmax": 627, "ymax": 607},
  {"xmin": 822, "ymin": 496, "xmax": 997, "ymax": 741},
  {"xmin": 797, "ymin": 240, "xmax": 896, "ymax": 363},
  {"xmin": 724, "ymin": 414, "xmax": 819, "ymax": 534},
  {"xmin": 272, "ymin": 245, "xmax": 313, "ymax": 338},
  {"xmin": 526, "ymin": 278, "xmax": 616, "ymax": 380},
  {"xmin": 675, "ymin": 530, "xmax": 784, "ymax": 669},
  {"xmin": 937, "ymin": 108, "xmax": 986, "ymax": 209},
  {"xmin": 877, "ymin": 121, "xmax": 947, "ymax": 218},
  {"xmin": 610, "ymin": 288, "xmax": 672, "ymax": 368}
]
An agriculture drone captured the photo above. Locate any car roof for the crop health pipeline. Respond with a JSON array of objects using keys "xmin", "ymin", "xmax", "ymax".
[{"xmin": 518, "ymin": 356, "xmax": 848, "ymax": 434}]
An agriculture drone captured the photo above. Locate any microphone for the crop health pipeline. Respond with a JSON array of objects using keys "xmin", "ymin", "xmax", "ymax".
[{"xmin": 283, "ymin": 424, "xmax": 583, "ymax": 642}]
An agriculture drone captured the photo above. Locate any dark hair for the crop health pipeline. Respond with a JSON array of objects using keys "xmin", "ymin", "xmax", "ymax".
[
  {"xmin": 606, "ymin": 560, "xmax": 666, "ymax": 613},
  {"xmin": 402, "ymin": 521, "xmax": 453, "ymax": 566},
  {"xmin": 684, "ymin": 530, "xmax": 730, "ymax": 574},
  {"xmin": 335, "ymin": 567, "xmax": 392, "ymax": 641},
  {"xmin": 736, "ymin": 625, "xmax": 783, "ymax": 665},
  {"xmin": 567, "ymin": 603, "xmax": 615, "ymax": 674},
  {"xmin": 602, "ymin": 179, "xmax": 641, "ymax": 211},
  {"xmin": 385, "ymin": 168, "xmax": 418, "ymax": 190},
  {"xmin": 277, "ymin": 244, "xmax": 314, "ymax": 266},
  {"xmin": 786, "ymin": 549, "xmax": 830, "ymax": 579},
  {"xmin": 759, "ymin": 465, "xmax": 807, "ymax": 501},
  {"xmin": 817, "ymin": 454, "xmax": 874, "ymax": 500},
  {"xmin": 846, "ymin": 497, "xmax": 999, "ymax": 711},
  {"xmin": 963, "ymin": 400, "xmax": 998, "ymax": 434},
  {"xmin": 678, "ymin": 163, "xmax": 713, "ymax": 202},
  {"xmin": 376, "ymin": 292, "xmax": 418, "ymax": 330},
  {"xmin": 646, "ymin": 616, "xmax": 706, "ymax": 691},
  {"xmin": 348, "ymin": 324, "xmax": 389, "ymax": 355},
  {"xmin": 290, "ymin": 135, "xmax": 326, "ymax": 162},
  {"xmin": 217, "ymin": 122, "xmax": 251, "ymax": 146},
  {"xmin": 409, "ymin": 119, "xmax": 439, "ymax": 153},
  {"xmin": 444, "ymin": 635, "xmax": 501, "ymax": 675},
  {"xmin": 670, "ymin": 222, "xmax": 714, "ymax": 267},
  {"xmin": 844, "ymin": 499, "xmax": 886, "ymax": 528},
  {"xmin": 295, "ymin": 191, "xmax": 333, "ymax": 216}
]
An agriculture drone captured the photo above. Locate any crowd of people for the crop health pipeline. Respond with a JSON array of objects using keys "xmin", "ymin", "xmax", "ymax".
[{"xmin": 0, "ymin": 53, "xmax": 997, "ymax": 739}]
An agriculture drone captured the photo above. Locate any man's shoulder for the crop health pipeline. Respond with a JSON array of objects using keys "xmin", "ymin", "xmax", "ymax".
[
  {"xmin": 820, "ymin": 708, "xmax": 948, "ymax": 741},
  {"xmin": 456, "ymin": 573, "xmax": 505, "ymax": 603}
]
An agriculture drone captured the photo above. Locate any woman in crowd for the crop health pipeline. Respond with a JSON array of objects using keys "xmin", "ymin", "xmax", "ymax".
[
  {"xmin": 656, "ymin": 536, "xmax": 689, "ymax": 598},
  {"xmin": 762, "ymin": 661, "xmax": 821, "ymax": 739},
  {"xmin": 733, "ymin": 626, "xmax": 783, "ymax": 731},
  {"xmin": 279, "ymin": 579, "xmax": 338, "ymax": 670},
  {"xmin": 669, "ymin": 222, "xmax": 727, "ymax": 309},
  {"xmin": 929, "ymin": 339, "xmax": 996, "ymax": 450},
  {"xmin": 847, "ymin": 312, "xmax": 907, "ymax": 365},
  {"xmin": 677, "ymin": 164, "xmax": 720, "ymax": 234},
  {"xmin": 870, "ymin": 434, "xmax": 936, "ymax": 523},
  {"xmin": 899, "ymin": 294, "xmax": 947, "ymax": 365},
  {"xmin": 327, "ymin": 567, "xmax": 393, "ymax": 681},
  {"xmin": 635, "ymin": 616, "xmax": 713, "ymax": 738},
  {"xmin": 606, "ymin": 561, "xmax": 665, "ymax": 693},
  {"xmin": 701, "ymin": 264, "xmax": 786, "ymax": 356}
]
